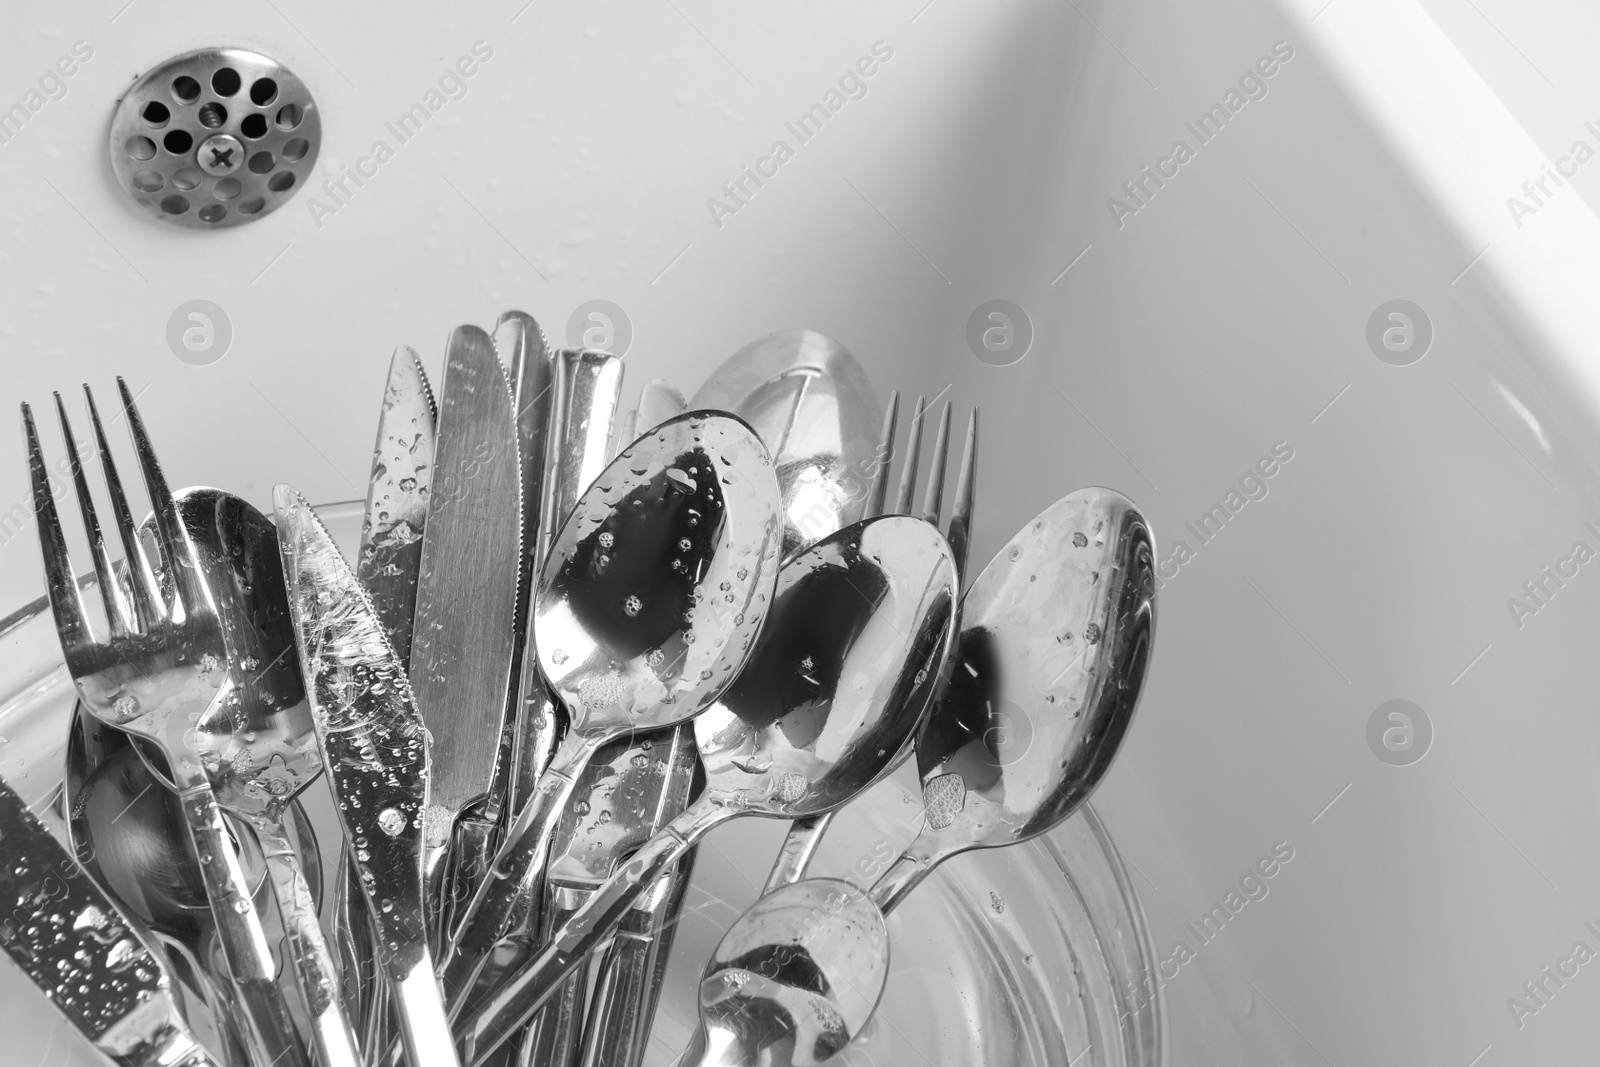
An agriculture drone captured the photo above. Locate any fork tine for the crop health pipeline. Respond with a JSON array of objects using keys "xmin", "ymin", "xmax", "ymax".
[
  {"xmin": 892, "ymin": 395, "xmax": 927, "ymax": 516},
  {"xmin": 919, "ymin": 402, "xmax": 952, "ymax": 527},
  {"xmin": 117, "ymin": 378, "xmax": 210, "ymax": 619},
  {"xmin": 54, "ymin": 393, "xmax": 130, "ymax": 637},
  {"xmin": 84, "ymin": 385, "xmax": 164, "ymax": 629},
  {"xmin": 863, "ymin": 391, "xmax": 899, "ymax": 520},
  {"xmin": 946, "ymin": 408, "xmax": 978, "ymax": 582},
  {"xmin": 23, "ymin": 403, "xmax": 92, "ymax": 654}
]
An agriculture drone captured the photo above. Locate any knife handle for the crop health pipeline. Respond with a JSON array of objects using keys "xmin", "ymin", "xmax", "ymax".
[
  {"xmin": 457, "ymin": 800, "xmax": 724, "ymax": 1067},
  {"xmin": 177, "ymin": 782, "xmax": 313, "ymax": 1067},
  {"xmin": 258, "ymin": 816, "xmax": 364, "ymax": 1067},
  {"xmin": 578, "ymin": 848, "xmax": 697, "ymax": 1067}
]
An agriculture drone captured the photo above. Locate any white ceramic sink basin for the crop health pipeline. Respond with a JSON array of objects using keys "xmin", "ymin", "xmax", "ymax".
[{"xmin": 4, "ymin": 0, "xmax": 1600, "ymax": 1062}]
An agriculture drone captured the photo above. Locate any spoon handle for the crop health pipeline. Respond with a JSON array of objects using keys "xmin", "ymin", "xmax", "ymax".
[
  {"xmin": 177, "ymin": 782, "xmax": 312, "ymax": 1067},
  {"xmin": 258, "ymin": 817, "xmax": 364, "ymax": 1067},
  {"xmin": 439, "ymin": 736, "xmax": 593, "ymax": 1007},
  {"xmin": 456, "ymin": 800, "xmax": 727, "ymax": 1067},
  {"xmin": 763, "ymin": 811, "xmax": 833, "ymax": 892},
  {"xmin": 866, "ymin": 838, "xmax": 942, "ymax": 916}
]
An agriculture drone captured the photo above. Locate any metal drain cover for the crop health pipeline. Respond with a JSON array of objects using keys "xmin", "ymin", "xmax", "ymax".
[{"xmin": 109, "ymin": 48, "xmax": 320, "ymax": 228}]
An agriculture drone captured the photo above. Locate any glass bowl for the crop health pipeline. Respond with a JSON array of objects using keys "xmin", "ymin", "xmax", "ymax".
[{"xmin": 0, "ymin": 500, "xmax": 1164, "ymax": 1067}]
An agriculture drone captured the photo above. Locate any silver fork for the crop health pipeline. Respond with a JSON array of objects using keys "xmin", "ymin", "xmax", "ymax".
[
  {"xmin": 760, "ymin": 390, "xmax": 977, "ymax": 893},
  {"xmin": 24, "ymin": 380, "xmax": 312, "ymax": 1067}
]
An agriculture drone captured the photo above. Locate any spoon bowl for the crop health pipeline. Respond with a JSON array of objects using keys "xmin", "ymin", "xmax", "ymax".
[
  {"xmin": 536, "ymin": 410, "xmax": 784, "ymax": 737},
  {"xmin": 689, "ymin": 330, "xmax": 882, "ymax": 558},
  {"xmin": 442, "ymin": 410, "xmax": 785, "ymax": 1001},
  {"xmin": 693, "ymin": 513, "xmax": 959, "ymax": 818},
  {"xmin": 911, "ymin": 487, "xmax": 1155, "ymax": 854},
  {"xmin": 688, "ymin": 878, "xmax": 889, "ymax": 1067}
]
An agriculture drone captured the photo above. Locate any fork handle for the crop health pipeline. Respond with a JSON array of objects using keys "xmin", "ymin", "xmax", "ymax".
[
  {"xmin": 259, "ymin": 817, "xmax": 364, "ymax": 1067},
  {"xmin": 177, "ymin": 783, "xmax": 312, "ymax": 1067}
]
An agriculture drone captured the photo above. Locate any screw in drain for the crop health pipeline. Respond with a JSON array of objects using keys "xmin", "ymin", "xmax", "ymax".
[{"xmin": 108, "ymin": 48, "xmax": 320, "ymax": 229}]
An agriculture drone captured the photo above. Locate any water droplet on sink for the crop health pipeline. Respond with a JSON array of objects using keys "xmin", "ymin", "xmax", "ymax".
[{"xmin": 377, "ymin": 808, "xmax": 406, "ymax": 836}]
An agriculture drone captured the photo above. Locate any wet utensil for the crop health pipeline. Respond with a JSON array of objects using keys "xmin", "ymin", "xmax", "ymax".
[
  {"xmin": 440, "ymin": 410, "xmax": 783, "ymax": 1007},
  {"xmin": 0, "ymin": 772, "xmax": 223, "ymax": 1067},
  {"xmin": 518, "ymin": 726, "xmax": 698, "ymax": 1067},
  {"xmin": 763, "ymin": 393, "xmax": 978, "ymax": 893},
  {"xmin": 25, "ymin": 382, "xmax": 311, "ymax": 1067},
  {"xmin": 408, "ymin": 326, "xmax": 523, "ymax": 942},
  {"xmin": 176, "ymin": 487, "xmax": 363, "ymax": 1067},
  {"xmin": 573, "ymin": 380, "xmax": 697, "ymax": 1067},
  {"xmin": 871, "ymin": 486, "xmax": 1155, "ymax": 911},
  {"xmin": 689, "ymin": 330, "xmax": 881, "ymax": 559},
  {"xmin": 677, "ymin": 878, "xmax": 888, "ymax": 1067},
  {"xmin": 455, "ymin": 512, "xmax": 959, "ymax": 1066},
  {"xmin": 67, "ymin": 708, "xmax": 252, "ymax": 1065},
  {"xmin": 275, "ymin": 484, "xmax": 463, "ymax": 1067},
  {"xmin": 343, "ymin": 345, "xmax": 437, "ymax": 1052},
  {"xmin": 66, "ymin": 706, "xmax": 321, "ymax": 1066},
  {"xmin": 681, "ymin": 486, "xmax": 1157, "ymax": 1067}
]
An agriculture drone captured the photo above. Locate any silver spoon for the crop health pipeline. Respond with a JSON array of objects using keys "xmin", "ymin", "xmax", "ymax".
[
  {"xmin": 454, "ymin": 512, "xmax": 960, "ymax": 1066},
  {"xmin": 439, "ymin": 411, "xmax": 785, "ymax": 1005},
  {"xmin": 680, "ymin": 486, "xmax": 1157, "ymax": 1067},
  {"xmin": 680, "ymin": 878, "xmax": 888, "ymax": 1067}
]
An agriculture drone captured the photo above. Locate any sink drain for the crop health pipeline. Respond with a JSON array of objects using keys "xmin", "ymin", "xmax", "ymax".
[{"xmin": 109, "ymin": 48, "xmax": 320, "ymax": 229}]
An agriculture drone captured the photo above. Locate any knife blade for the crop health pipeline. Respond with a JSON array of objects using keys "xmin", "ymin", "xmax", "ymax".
[
  {"xmin": 408, "ymin": 325, "xmax": 522, "ymax": 938},
  {"xmin": 359, "ymin": 345, "xmax": 438, "ymax": 666},
  {"xmin": 0, "ymin": 776, "xmax": 220, "ymax": 1067},
  {"xmin": 491, "ymin": 310, "xmax": 555, "ymax": 830},
  {"xmin": 275, "ymin": 484, "xmax": 461, "ymax": 1067},
  {"xmin": 339, "ymin": 346, "xmax": 438, "ymax": 1054}
]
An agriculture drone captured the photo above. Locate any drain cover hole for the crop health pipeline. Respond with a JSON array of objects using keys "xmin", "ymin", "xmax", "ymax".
[
  {"xmin": 171, "ymin": 75, "xmax": 201, "ymax": 103},
  {"xmin": 213, "ymin": 178, "xmax": 242, "ymax": 200},
  {"xmin": 133, "ymin": 170, "xmax": 164, "ymax": 193},
  {"xmin": 267, "ymin": 171, "xmax": 296, "ymax": 192},
  {"xmin": 126, "ymin": 135, "xmax": 156, "ymax": 160},
  {"xmin": 141, "ymin": 101, "xmax": 170, "ymax": 127},
  {"xmin": 249, "ymin": 78, "xmax": 278, "ymax": 106},
  {"xmin": 162, "ymin": 129, "xmax": 193, "ymax": 154},
  {"xmin": 172, "ymin": 167, "xmax": 201, "ymax": 191},
  {"xmin": 282, "ymin": 137, "xmax": 308, "ymax": 161},
  {"xmin": 197, "ymin": 102, "xmax": 227, "ymax": 129},
  {"xmin": 238, "ymin": 196, "xmax": 265, "ymax": 215},
  {"xmin": 211, "ymin": 67, "xmax": 241, "ymax": 97},
  {"xmin": 198, "ymin": 204, "xmax": 226, "ymax": 223},
  {"xmin": 275, "ymin": 103, "xmax": 303, "ymax": 130},
  {"xmin": 160, "ymin": 194, "xmax": 190, "ymax": 214},
  {"xmin": 240, "ymin": 113, "xmax": 268, "ymax": 139},
  {"xmin": 248, "ymin": 150, "xmax": 275, "ymax": 174}
]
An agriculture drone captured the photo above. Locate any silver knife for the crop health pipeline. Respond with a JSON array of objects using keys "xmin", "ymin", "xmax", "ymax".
[
  {"xmin": 0, "ymin": 776, "xmax": 221, "ymax": 1067},
  {"xmin": 521, "ymin": 724, "xmax": 698, "ymax": 1067},
  {"xmin": 492, "ymin": 311, "xmax": 556, "ymax": 833},
  {"xmin": 274, "ymin": 485, "xmax": 461, "ymax": 1067},
  {"xmin": 340, "ymin": 346, "xmax": 438, "ymax": 1054},
  {"xmin": 360, "ymin": 345, "xmax": 437, "ymax": 665},
  {"xmin": 408, "ymin": 325, "xmax": 523, "ymax": 941}
]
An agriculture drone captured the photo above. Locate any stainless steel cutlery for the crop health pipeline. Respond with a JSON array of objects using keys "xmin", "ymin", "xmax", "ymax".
[{"xmin": 7, "ymin": 321, "xmax": 1155, "ymax": 1067}]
